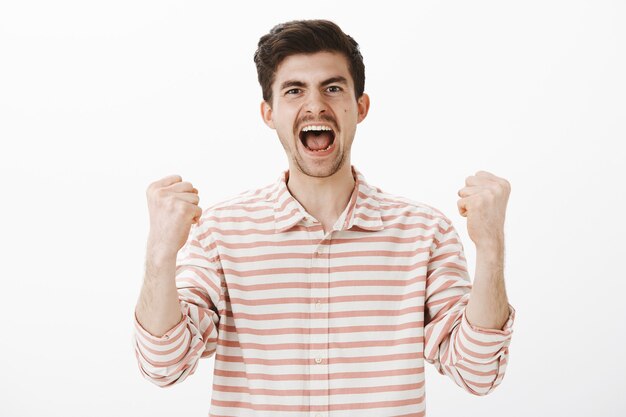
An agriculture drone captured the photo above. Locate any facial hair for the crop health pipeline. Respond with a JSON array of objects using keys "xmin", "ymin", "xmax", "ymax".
[
  {"xmin": 291, "ymin": 114, "xmax": 346, "ymax": 178},
  {"xmin": 293, "ymin": 139, "xmax": 347, "ymax": 178}
]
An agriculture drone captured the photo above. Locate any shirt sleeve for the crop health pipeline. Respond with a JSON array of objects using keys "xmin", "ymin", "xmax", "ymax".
[
  {"xmin": 423, "ymin": 215, "xmax": 515, "ymax": 396},
  {"xmin": 132, "ymin": 218, "xmax": 225, "ymax": 388}
]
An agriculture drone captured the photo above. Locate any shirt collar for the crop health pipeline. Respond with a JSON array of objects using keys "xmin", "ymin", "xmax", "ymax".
[{"xmin": 273, "ymin": 164, "xmax": 384, "ymax": 233}]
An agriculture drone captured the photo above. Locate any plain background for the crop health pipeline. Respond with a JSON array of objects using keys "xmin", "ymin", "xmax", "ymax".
[{"xmin": 1, "ymin": 1, "xmax": 624, "ymax": 416}]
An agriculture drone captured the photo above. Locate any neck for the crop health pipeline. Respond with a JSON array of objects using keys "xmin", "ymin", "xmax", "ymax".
[{"xmin": 286, "ymin": 162, "xmax": 356, "ymax": 227}]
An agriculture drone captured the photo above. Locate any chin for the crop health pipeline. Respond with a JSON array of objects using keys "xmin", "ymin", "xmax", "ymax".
[{"xmin": 296, "ymin": 152, "xmax": 346, "ymax": 179}]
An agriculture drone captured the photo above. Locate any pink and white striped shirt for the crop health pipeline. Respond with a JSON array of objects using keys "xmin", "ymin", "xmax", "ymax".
[{"xmin": 133, "ymin": 164, "xmax": 515, "ymax": 417}]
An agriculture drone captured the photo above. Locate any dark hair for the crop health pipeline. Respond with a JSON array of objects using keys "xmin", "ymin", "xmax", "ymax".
[{"xmin": 253, "ymin": 19, "xmax": 365, "ymax": 106}]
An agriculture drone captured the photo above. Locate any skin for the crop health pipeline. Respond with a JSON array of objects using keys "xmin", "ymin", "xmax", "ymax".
[
  {"xmin": 135, "ymin": 176, "xmax": 201, "ymax": 336},
  {"xmin": 262, "ymin": 51, "xmax": 511, "ymax": 330},
  {"xmin": 260, "ymin": 51, "xmax": 370, "ymax": 234},
  {"xmin": 458, "ymin": 171, "xmax": 512, "ymax": 329},
  {"xmin": 134, "ymin": 50, "xmax": 511, "ymax": 337}
]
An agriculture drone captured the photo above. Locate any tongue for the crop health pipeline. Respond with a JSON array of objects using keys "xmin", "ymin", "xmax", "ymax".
[{"xmin": 304, "ymin": 132, "xmax": 332, "ymax": 150}]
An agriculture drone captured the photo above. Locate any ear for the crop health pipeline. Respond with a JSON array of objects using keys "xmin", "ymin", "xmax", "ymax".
[
  {"xmin": 260, "ymin": 100, "xmax": 275, "ymax": 129},
  {"xmin": 356, "ymin": 93, "xmax": 370, "ymax": 124}
]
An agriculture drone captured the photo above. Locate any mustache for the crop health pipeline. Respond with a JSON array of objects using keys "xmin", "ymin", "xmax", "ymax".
[{"xmin": 295, "ymin": 115, "xmax": 338, "ymax": 132}]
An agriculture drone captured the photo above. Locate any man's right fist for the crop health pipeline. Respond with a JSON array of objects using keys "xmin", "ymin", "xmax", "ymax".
[{"xmin": 145, "ymin": 174, "xmax": 202, "ymax": 258}]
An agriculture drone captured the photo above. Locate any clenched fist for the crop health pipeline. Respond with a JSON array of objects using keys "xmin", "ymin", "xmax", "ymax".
[
  {"xmin": 457, "ymin": 170, "xmax": 511, "ymax": 249},
  {"xmin": 146, "ymin": 175, "xmax": 202, "ymax": 258}
]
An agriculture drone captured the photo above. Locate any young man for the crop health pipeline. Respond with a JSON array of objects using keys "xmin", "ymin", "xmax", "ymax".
[{"xmin": 133, "ymin": 19, "xmax": 515, "ymax": 417}]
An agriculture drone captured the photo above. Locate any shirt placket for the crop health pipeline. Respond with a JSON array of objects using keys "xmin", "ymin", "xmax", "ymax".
[{"xmin": 307, "ymin": 218, "xmax": 331, "ymax": 417}]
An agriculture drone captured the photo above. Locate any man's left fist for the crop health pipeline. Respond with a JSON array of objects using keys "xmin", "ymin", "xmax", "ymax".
[{"xmin": 457, "ymin": 171, "xmax": 511, "ymax": 248}]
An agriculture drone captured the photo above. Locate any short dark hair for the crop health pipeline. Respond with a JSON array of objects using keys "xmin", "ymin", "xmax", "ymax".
[{"xmin": 253, "ymin": 19, "xmax": 365, "ymax": 106}]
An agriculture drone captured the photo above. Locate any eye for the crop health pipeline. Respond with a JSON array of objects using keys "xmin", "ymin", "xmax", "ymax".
[
  {"xmin": 285, "ymin": 88, "xmax": 301, "ymax": 95},
  {"xmin": 327, "ymin": 86, "xmax": 342, "ymax": 93}
]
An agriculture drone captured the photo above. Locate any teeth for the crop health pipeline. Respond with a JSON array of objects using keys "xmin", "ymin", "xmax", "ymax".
[
  {"xmin": 307, "ymin": 142, "xmax": 333, "ymax": 152},
  {"xmin": 302, "ymin": 125, "xmax": 333, "ymax": 132},
  {"xmin": 300, "ymin": 125, "xmax": 335, "ymax": 153}
]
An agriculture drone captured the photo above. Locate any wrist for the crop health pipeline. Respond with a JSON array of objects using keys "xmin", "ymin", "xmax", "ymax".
[
  {"xmin": 476, "ymin": 240, "xmax": 504, "ymax": 265},
  {"xmin": 475, "ymin": 233, "xmax": 504, "ymax": 252},
  {"xmin": 146, "ymin": 243, "xmax": 178, "ymax": 266}
]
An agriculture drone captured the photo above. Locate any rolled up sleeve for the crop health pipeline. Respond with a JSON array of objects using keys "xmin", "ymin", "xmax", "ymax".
[
  {"xmin": 132, "ymin": 216, "xmax": 225, "ymax": 387},
  {"xmin": 423, "ymin": 215, "xmax": 515, "ymax": 396}
]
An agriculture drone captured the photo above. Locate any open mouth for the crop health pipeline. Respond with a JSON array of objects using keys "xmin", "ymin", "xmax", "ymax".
[{"xmin": 298, "ymin": 125, "xmax": 336, "ymax": 152}]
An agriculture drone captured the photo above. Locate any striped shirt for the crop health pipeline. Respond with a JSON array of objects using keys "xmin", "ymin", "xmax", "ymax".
[{"xmin": 133, "ymin": 164, "xmax": 515, "ymax": 417}]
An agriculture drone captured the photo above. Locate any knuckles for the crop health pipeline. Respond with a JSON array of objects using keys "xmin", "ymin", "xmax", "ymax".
[
  {"xmin": 464, "ymin": 172, "xmax": 511, "ymax": 193},
  {"xmin": 502, "ymin": 179, "xmax": 511, "ymax": 192}
]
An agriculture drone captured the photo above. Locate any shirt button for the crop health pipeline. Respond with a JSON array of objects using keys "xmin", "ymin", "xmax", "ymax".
[
  {"xmin": 315, "ymin": 300, "xmax": 322, "ymax": 310},
  {"xmin": 314, "ymin": 357, "xmax": 323, "ymax": 364}
]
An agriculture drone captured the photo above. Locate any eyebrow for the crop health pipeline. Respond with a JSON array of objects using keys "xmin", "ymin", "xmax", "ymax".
[{"xmin": 280, "ymin": 76, "xmax": 348, "ymax": 91}]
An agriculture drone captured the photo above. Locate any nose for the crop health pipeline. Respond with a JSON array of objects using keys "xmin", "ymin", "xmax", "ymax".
[{"xmin": 303, "ymin": 89, "xmax": 328, "ymax": 115}]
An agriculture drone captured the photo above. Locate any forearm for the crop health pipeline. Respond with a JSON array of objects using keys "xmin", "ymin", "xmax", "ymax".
[
  {"xmin": 135, "ymin": 246, "xmax": 183, "ymax": 337},
  {"xmin": 465, "ymin": 239, "xmax": 510, "ymax": 330},
  {"xmin": 424, "ymin": 220, "xmax": 515, "ymax": 396}
]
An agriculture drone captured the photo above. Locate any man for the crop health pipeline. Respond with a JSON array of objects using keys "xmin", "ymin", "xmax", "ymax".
[{"xmin": 133, "ymin": 19, "xmax": 515, "ymax": 417}]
